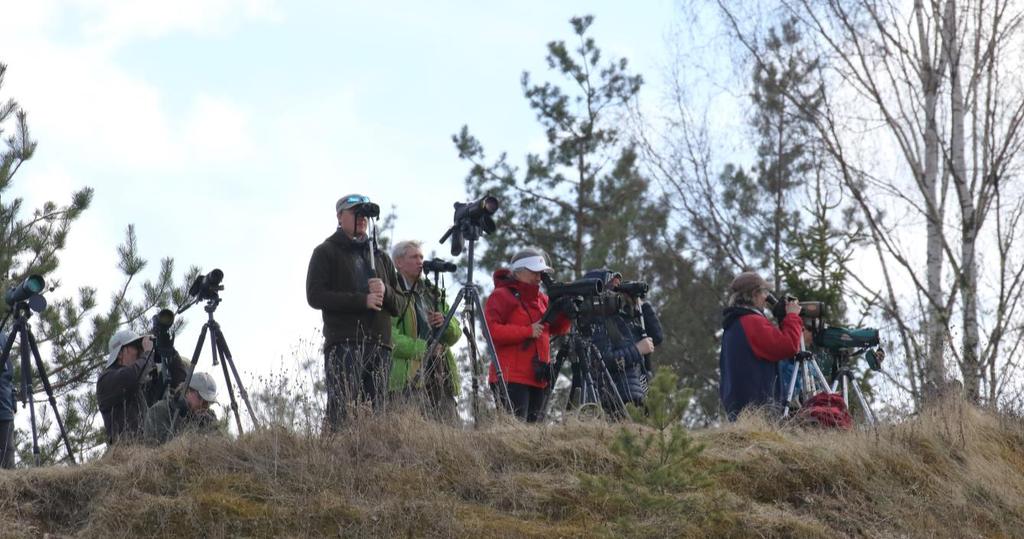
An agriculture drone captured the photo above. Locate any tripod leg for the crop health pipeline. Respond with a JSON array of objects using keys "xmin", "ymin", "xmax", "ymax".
[
  {"xmin": 469, "ymin": 290, "xmax": 513, "ymax": 416},
  {"xmin": 783, "ymin": 360, "xmax": 802, "ymax": 418},
  {"xmin": 26, "ymin": 330, "xmax": 76, "ymax": 464},
  {"xmin": 208, "ymin": 325, "xmax": 243, "ymax": 434},
  {"xmin": 594, "ymin": 349, "xmax": 628, "ymax": 419},
  {"xmin": 463, "ymin": 315, "xmax": 482, "ymax": 427},
  {"xmin": 806, "ymin": 358, "xmax": 834, "ymax": 394},
  {"xmin": 846, "ymin": 373, "xmax": 877, "ymax": 425},
  {"xmin": 213, "ymin": 327, "xmax": 260, "ymax": 429},
  {"xmin": 18, "ymin": 325, "xmax": 40, "ymax": 466}
]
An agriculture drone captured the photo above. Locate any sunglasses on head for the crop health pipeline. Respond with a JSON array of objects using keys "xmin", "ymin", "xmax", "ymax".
[{"xmin": 344, "ymin": 195, "xmax": 370, "ymax": 204}]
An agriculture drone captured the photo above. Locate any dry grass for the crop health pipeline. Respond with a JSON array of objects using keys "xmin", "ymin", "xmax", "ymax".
[{"xmin": 0, "ymin": 397, "xmax": 1022, "ymax": 538}]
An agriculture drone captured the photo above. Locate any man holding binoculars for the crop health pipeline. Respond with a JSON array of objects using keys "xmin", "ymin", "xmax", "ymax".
[{"xmin": 718, "ymin": 271, "xmax": 802, "ymax": 421}]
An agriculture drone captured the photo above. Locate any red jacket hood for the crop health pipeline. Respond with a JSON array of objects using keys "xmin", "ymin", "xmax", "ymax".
[{"xmin": 492, "ymin": 268, "xmax": 540, "ymax": 301}]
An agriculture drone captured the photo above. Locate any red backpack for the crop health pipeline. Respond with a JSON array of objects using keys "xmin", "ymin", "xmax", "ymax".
[{"xmin": 796, "ymin": 392, "xmax": 853, "ymax": 429}]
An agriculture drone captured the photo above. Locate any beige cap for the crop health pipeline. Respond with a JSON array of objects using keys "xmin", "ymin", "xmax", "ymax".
[{"xmin": 730, "ymin": 271, "xmax": 770, "ymax": 294}]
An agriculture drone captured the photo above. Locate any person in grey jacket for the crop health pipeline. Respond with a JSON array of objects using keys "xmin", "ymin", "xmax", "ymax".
[{"xmin": 144, "ymin": 372, "xmax": 219, "ymax": 445}]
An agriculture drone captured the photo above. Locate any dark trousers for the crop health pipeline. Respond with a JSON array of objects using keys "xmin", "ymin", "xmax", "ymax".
[
  {"xmin": 494, "ymin": 382, "xmax": 547, "ymax": 423},
  {"xmin": 0, "ymin": 420, "xmax": 14, "ymax": 468},
  {"xmin": 324, "ymin": 341, "xmax": 391, "ymax": 432}
]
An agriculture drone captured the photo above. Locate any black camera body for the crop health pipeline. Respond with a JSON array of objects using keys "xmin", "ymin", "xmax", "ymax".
[
  {"xmin": 439, "ymin": 195, "xmax": 500, "ymax": 256},
  {"xmin": 188, "ymin": 269, "xmax": 224, "ymax": 301},
  {"xmin": 150, "ymin": 308, "xmax": 176, "ymax": 362},
  {"xmin": 423, "ymin": 258, "xmax": 457, "ymax": 274}
]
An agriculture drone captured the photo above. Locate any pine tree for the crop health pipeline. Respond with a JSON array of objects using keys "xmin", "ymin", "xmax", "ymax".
[
  {"xmin": 0, "ymin": 62, "xmax": 191, "ymax": 463},
  {"xmin": 452, "ymin": 15, "xmax": 661, "ymax": 280}
]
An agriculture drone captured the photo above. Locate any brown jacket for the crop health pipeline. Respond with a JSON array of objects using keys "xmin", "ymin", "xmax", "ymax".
[{"xmin": 306, "ymin": 229, "xmax": 400, "ymax": 345}]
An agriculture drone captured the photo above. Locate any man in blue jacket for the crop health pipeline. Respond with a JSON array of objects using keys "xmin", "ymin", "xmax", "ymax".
[
  {"xmin": 719, "ymin": 272, "xmax": 802, "ymax": 420},
  {"xmin": 582, "ymin": 269, "xmax": 654, "ymax": 412},
  {"xmin": 0, "ymin": 332, "xmax": 14, "ymax": 468}
]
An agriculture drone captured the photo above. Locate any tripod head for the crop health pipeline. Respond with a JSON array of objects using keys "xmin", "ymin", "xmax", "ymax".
[{"xmin": 438, "ymin": 195, "xmax": 499, "ymax": 258}]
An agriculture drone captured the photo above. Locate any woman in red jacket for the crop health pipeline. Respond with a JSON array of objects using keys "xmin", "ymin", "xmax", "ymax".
[{"xmin": 485, "ymin": 248, "xmax": 571, "ymax": 422}]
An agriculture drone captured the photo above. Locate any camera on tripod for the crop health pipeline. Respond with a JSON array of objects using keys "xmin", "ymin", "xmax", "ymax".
[
  {"xmin": 614, "ymin": 280, "xmax": 648, "ymax": 299},
  {"xmin": 150, "ymin": 308, "xmax": 175, "ymax": 360},
  {"xmin": 541, "ymin": 275, "xmax": 620, "ymax": 319},
  {"xmin": 439, "ymin": 195, "xmax": 500, "ymax": 256},
  {"xmin": 188, "ymin": 269, "xmax": 224, "ymax": 301},
  {"xmin": 423, "ymin": 258, "xmax": 457, "ymax": 273},
  {"xmin": 4, "ymin": 274, "xmax": 47, "ymax": 312},
  {"xmin": 768, "ymin": 292, "xmax": 884, "ymax": 372}
]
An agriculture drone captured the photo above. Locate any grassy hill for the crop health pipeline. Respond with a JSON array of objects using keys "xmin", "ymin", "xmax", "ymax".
[{"xmin": 2, "ymin": 398, "xmax": 1023, "ymax": 538}]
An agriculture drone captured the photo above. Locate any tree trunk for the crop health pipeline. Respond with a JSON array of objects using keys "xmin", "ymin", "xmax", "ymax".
[{"xmin": 918, "ymin": 0, "xmax": 950, "ymax": 395}]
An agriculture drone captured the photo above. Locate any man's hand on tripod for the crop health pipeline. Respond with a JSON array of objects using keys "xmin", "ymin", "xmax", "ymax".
[
  {"xmin": 366, "ymin": 278, "xmax": 385, "ymax": 311},
  {"xmin": 635, "ymin": 337, "xmax": 655, "ymax": 356},
  {"xmin": 141, "ymin": 336, "xmax": 154, "ymax": 354},
  {"xmin": 428, "ymin": 311, "xmax": 445, "ymax": 328}
]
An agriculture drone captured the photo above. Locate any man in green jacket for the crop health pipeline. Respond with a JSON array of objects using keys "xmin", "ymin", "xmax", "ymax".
[{"xmin": 390, "ymin": 240, "xmax": 462, "ymax": 422}]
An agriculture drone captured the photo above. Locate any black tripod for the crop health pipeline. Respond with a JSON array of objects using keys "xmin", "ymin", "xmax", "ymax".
[
  {"xmin": 432, "ymin": 222, "xmax": 511, "ymax": 425},
  {"xmin": 546, "ymin": 325, "xmax": 628, "ymax": 419},
  {"xmin": 177, "ymin": 294, "xmax": 259, "ymax": 433},
  {"xmin": 0, "ymin": 301, "xmax": 76, "ymax": 466}
]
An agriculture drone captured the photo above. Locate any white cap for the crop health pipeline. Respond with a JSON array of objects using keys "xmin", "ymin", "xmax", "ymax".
[
  {"xmin": 509, "ymin": 254, "xmax": 553, "ymax": 274},
  {"xmin": 106, "ymin": 329, "xmax": 143, "ymax": 368},
  {"xmin": 189, "ymin": 372, "xmax": 218, "ymax": 402}
]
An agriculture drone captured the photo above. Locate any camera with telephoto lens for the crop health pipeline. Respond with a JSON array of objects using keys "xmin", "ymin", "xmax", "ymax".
[
  {"xmin": 188, "ymin": 269, "xmax": 224, "ymax": 301},
  {"xmin": 150, "ymin": 308, "xmax": 175, "ymax": 362},
  {"xmin": 614, "ymin": 280, "xmax": 649, "ymax": 299},
  {"xmin": 767, "ymin": 292, "xmax": 826, "ymax": 332},
  {"xmin": 439, "ymin": 195, "xmax": 500, "ymax": 256},
  {"xmin": 423, "ymin": 258, "xmax": 457, "ymax": 273},
  {"xmin": 541, "ymin": 274, "xmax": 606, "ymax": 318}
]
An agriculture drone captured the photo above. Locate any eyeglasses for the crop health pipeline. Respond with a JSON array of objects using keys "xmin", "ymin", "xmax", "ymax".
[{"xmin": 343, "ymin": 195, "xmax": 370, "ymax": 204}]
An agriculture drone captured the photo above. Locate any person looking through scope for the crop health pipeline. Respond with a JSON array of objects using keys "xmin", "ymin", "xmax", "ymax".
[
  {"xmin": 578, "ymin": 269, "xmax": 655, "ymax": 412},
  {"xmin": 484, "ymin": 248, "xmax": 570, "ymax": 422},
  {"xmin": 388, "ymin": 240, "xmax": 462, "ymax": 422},
  {"xmin": 719, "ymin": 271, "xmax": 802, "ymax": 421},
  {"xmin": 144, "ymin": 371, "xmax": 220, "ymax": 445},
  {"xmin": 96, "ymin": 329, "xmax": 188, "ymax": 445},
  {"xmin": 306, "ymin": 193, "xmax": 400, "ymax": 431}
]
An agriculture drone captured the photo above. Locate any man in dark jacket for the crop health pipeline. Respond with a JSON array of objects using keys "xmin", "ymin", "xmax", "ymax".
[
  {"xmin": 96, "ymin": 329, "xmax": 188, "ymax": 444},
  {"xmin": 582, "ymin": 269, "xmax": 655, "ymax": 412},
  {"xmin": 306, "ymin": 193, "xmax": 401, "ymax": 430},
  {"xmin": 0, "ymin": 332, "xmax": 15, "ymax": 468},
  {"xmin": 719, "ymin": 271, "xmax": 802, "ymax": 420}
]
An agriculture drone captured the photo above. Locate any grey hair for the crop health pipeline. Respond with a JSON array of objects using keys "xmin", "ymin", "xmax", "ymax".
[
  {"xmin": 729, "ymin": 289, "xmax": 758, "ymax": 307},
  {"xmin": 391, "ymin": 240, "xmax": 423, "ymax": 261}
]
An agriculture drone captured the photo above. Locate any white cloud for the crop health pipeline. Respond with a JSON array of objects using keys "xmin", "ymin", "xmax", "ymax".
[
  {"xmin": 74, "ymin": 0, "xmax": 283, "ymax": 47},
  {"xmin": 183, "ymin": 94, "xmax": 254, "ymax": 163}
]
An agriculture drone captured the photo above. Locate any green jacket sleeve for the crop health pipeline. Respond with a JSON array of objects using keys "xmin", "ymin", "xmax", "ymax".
[
  {"xmin": 392, "ymin": 327, "xmax": 428, "ymax": 361},
  {"xmin": 390, "ymin": 295, "xmax": 427, "ymax": 361},
  {"xmin": 439, "ymin": 299, "xmax": 462, "ymax": 347}
]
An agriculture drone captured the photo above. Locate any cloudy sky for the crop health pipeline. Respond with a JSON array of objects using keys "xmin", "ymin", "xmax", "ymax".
[{"xmin": 1, "ymin": 0, "xmax": 691, "ymax": 413}]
